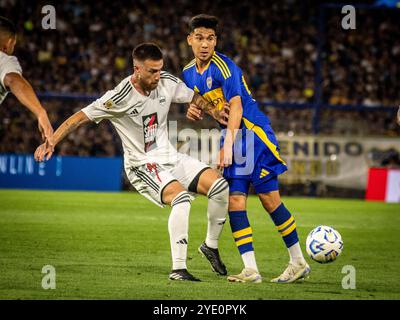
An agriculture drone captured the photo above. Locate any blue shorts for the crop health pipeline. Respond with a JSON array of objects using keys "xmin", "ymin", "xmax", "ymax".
[
  {"xmin": 223, "ymin": 124, "xmax": 287, "ymax": 195},
  {"xmin": 228, "ymin": 174, "xmax": 279, "ymax": 195}
]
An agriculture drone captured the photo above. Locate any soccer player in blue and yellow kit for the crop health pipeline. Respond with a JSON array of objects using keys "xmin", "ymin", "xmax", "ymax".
[{"xmin": 182, "ymin": 14, "xmax": 310, "ymax": 283}]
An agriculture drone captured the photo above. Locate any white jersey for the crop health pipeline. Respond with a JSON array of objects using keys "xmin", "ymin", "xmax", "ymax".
[
  {"xmin": 82, "ymin": 71, "xmax": 194, "ymax": 167},
  {"xmin": 0, "ymin": 51, "xmax": 23, "ymax": 104}
]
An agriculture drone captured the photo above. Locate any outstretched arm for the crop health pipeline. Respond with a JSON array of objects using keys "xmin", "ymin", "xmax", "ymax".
[
  {"xmin": 34, "ymin": 111, "xmax": 90, "ymax": 162},
  {"xmin": 4, "ymin": 72, "xmax": 54, "ymax": 147}
]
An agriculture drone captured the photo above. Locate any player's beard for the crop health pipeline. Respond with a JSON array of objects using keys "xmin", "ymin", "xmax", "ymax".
[
  {"xmin": 138, "ymin": 79, "xmax": 158, "ymax": 93},
  {"xmin": 147, "ymin": 81, "xmax": 159, "ymax": 91}
]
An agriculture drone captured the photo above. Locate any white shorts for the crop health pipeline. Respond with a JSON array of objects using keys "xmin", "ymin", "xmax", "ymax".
[{"xmin": 125, "ymin": 153, "xmax": 210, "ymax": 207}]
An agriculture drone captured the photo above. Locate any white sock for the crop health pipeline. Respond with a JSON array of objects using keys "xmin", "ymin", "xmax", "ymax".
[
  {"xmin": 242, "ymin": 251, "xmax": 259, "ymax": 272},
  {"xmin": 288, "ymin": 242, "xmax": 306, "ymax": 265},
  {"xmin": 168, "ymin": 191, "xmax": 191, "ymax": 270},
  {"xmin": 205, "ymin": 178, "xmax": 229, "ymax": 249}
]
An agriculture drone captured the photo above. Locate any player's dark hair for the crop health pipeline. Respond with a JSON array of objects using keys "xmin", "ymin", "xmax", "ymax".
[
  {"xmin": 132, "ymin": 43, "xmax": 163, "ymax": 61},
  {"xmin": 0, "ymin": 16, "xmax": 16, "ymax": 37},
  {"xmin": 189, "ymin": 14, "xmax": 219, "ymax": 33}
]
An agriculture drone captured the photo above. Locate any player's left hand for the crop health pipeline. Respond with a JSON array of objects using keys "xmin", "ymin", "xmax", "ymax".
[
  {"xmin": 186, "ymin": 103, "xmax": 204, "ymax": 121},
  {"xmin": 37, "ymin": 113, "xmax": 55, "ymax": 151}
]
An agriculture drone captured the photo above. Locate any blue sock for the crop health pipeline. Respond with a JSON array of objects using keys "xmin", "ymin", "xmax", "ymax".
[
  {"xmin": 269, "ymin": 203, "xmax": 299, "ymax": 248},
  {"xmin": 228, "ymin": 211, "xmax": 254, "ymax": 254}
]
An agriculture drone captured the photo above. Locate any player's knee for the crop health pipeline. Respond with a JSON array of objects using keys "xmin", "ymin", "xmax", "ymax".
[
  {"xmin": 263, "ymin": 201, "xmax": 281, "ymax": 213},
  {"xmin": 162, "ymin": 181, "xmax": 186, "ymax": 205},
  {"xmin": 207, "ymin": 178, "xmax": 229, "ymax": 204},
  {"xmin": 170, "ymin": 191, "xmax": 192, "ymax": 207},
  {"xmin": 229, "ymin": 194, "xmax": 246, "ymax": 211},
  {"xmin": 259, "ymin": 191, "xmax": 281, "ymax": 213}
]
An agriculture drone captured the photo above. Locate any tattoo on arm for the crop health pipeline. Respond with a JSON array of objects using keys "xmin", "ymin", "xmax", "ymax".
[
  {"xmin": 54, "ymin": 112, "xmax": 89, "ymax": 145},
  {"xmin": 191, "ymin": 93, "xmax": 214, "ymax": 112}
]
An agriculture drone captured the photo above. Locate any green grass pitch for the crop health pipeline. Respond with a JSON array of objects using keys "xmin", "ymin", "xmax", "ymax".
[{"xmin": 0, "ymin": 189, "xmax": 399, "ymax": 300}]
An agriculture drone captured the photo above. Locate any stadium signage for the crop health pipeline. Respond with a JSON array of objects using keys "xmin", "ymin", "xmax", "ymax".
[
  {"xmin": 168, "ymin": 126, "xmax": 399, "ymax": 190},
  {"xmin": 0, "ymin": 154, "xmax": 48, "ymax": 176},
  {"xmin": 276, "ymin": 135, "xmax": 400, "ymax": 189},
  {"xmin": 0, "ymin": 154, "xmax": 123, "ymax": 191},
  {"xmin": 280, "ymin": 141, "xmax": 363, "ymax": 157}
]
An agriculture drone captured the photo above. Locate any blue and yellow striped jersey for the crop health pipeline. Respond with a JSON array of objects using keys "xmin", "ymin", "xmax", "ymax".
[{"xmin": 182, "ymin": 51, "xmax": 271, "ymax": 129}]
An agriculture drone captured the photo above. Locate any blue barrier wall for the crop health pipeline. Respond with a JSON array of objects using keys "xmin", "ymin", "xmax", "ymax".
[{"xmin": 0, "ymin": 154, "xmax": 123, "ymax": 191}]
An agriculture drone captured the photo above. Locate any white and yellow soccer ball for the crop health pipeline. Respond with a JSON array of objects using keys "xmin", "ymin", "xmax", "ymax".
[{"xmin": 306, "ymin": 226, "xmax": 343, "ymax": 263}]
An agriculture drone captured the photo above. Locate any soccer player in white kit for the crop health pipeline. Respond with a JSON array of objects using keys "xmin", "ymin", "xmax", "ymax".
[
  {"xmin": 0, "ymin": 16, "xmax": 53, "ymax": 148},
  {"xmin": 35, "ymin": 43, "xmax": 230, "ymax": 281}
]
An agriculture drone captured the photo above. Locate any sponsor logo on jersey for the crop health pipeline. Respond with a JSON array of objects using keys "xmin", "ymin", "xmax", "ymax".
[
  {"xmin": 159, "ymin": 96, "xmax": 166, "ymax": 105},
  {"xmin": 145, "ymin": 163, "xmax": 162, "ymax": 182},
  {"xmin": 206, "ymin": 76, "xmax": 212, "ymax": 89},
  {"xmin": 142, "ymin": 113, "xmax": 158, "ymax": 152},
  {"xmin": 202, "ymin": 87, "xmax": 226, "ymax": 111}
]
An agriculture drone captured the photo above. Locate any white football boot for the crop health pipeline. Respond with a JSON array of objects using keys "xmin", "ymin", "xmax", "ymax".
[
  {"xmin": 270, "ymin": 261, "xmax": 311, "ymax": 283},
  {"xmin": 227, "ymin": 268, "xmax": 262, "ymax": 283}
]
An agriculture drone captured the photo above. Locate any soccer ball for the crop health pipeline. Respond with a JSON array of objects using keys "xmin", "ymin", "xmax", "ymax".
[{"xmin": 306, "ymin": 226, "xmax": 343, "ymax": 263}]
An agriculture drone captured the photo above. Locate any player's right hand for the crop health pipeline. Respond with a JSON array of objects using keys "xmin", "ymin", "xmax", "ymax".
[
  {"xmin": 186, "ymin": 103, "xmax": 204, "ymax": 121},
  {"xmin": 34, "ymin": 142, "xmax": 54, "ymax": 162},
  {"xmin": 37, "ymin": 113, "xmax": 55, "ymax": 152},
  {"xmin": 397, "ymin": 105, "xmax": 400, "ymax": 126}
]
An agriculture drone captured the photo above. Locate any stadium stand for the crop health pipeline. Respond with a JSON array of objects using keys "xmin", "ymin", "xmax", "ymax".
[{"xmin": 1, "ymin": 0, "xmax": 399, "ymax": 157}]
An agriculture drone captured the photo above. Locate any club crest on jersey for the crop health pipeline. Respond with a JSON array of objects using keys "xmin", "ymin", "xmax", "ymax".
[
  {"xmin": 159, "ymin": 96, "xmax": 166, "ymax": 105},
  {"xmin": 104, "ymin": 99, "xmax": 113, "ymax": 109},
  {"xmin": 206, "ymin": 76, "xmax": 213, "ymax": 89}
]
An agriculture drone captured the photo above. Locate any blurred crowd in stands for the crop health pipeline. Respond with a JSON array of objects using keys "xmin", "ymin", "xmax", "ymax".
[{"xmin": 1, "ymin": 0, "xmax": 399, "ymax": 157}]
